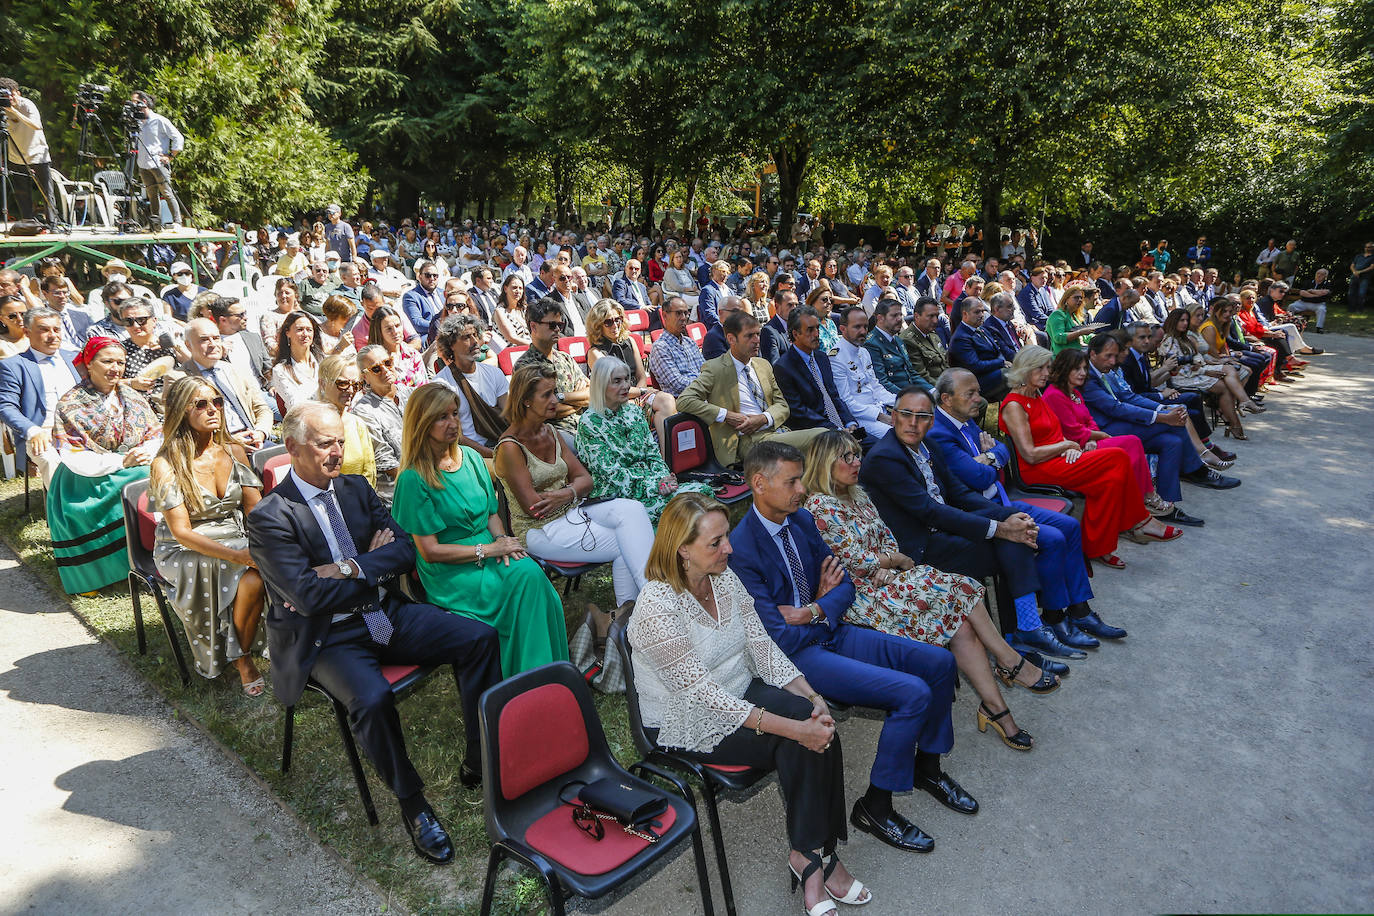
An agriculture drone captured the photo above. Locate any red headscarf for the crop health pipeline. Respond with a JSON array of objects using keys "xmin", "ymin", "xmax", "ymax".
[{"xmin": 73, "ymin": 335, "xmax": 123, "ymax": 367}]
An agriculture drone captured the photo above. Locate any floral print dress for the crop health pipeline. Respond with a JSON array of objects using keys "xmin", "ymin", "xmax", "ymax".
[
  {"xmin": 574, "ymin": 404, "xmax": 714, "ymax": 522},
  {"xmin": 806, "ymin": 489, "xmax": 983, "ymax": 646}
]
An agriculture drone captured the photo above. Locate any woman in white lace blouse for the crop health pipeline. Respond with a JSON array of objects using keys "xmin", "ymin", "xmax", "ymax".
[{"xmin": 628, "ymin": 492, "xmax": 871, "ymax": 916}]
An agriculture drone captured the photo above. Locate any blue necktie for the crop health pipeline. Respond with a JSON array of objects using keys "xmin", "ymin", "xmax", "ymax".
[
  {"xmin": 318, "ymin": 489, "xmax": 393, "ymax": 645},
  {"xmin": 960, "ymin": 421, "xmax": 1011, "ymax": 506},
  {"xmin": 777, "ymin": 525, "xmax": 812, "ymax": 605},
  {"xmin": 209, "ymin": 367, "xmax": 252, "ymax": 430}
]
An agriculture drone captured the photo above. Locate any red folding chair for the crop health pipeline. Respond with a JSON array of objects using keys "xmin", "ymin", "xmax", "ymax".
[
  {"xmin": 686, "ymin": 323, "xmax": 706, "ymax": 346},
  {"xmin": 624, "ymin": 308, "xmax": 650, "ymax": 339},
  {"xmin": 650, "ymin": 328, "xmax": 665, "ymax": 343},
  {"xmin": 121, "ymin": 479, "xmax": 192, "ymax": 686},
  {"xmin": 498, "ymin": 345, "xmax": 529, "ymax": 375},
  {"xmin": 557, "ymin": 336, "xmax": 590, "ymax": 365},
  {"xmin": 661, "ymin": 413, "xmax": 750, "ymax": 504},
  {"xmin": 262, "ymin": 452, "xmax": 292, "ymax": 493}
]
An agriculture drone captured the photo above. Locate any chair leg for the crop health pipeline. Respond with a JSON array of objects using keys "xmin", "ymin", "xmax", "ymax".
[
  {"xmin": 700, "ymin": 779, "xmax": 738, "ymax": 916},
  {"xmin": 479, "ymin": 846, "xmax": 505, "ymax": 915},
  {"xmin": 128, "ymin": 573, "xmax": 147, "ymax": 655},
  {"xmin": 330, "ymin": 697, "xmax": 379, "ymax": 825},
  {"xmin": 152, "ymin": 587, "xmax": 192, "ymax": 686},
  {"xmin": 281, "ymin": 706, "xmax": 295, "ymax": 774},
  {"xmin": 687, "ymin": 811, "xmax": 717, "ymax": 916}
]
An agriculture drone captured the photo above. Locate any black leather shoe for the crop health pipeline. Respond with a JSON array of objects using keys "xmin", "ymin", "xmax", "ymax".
[
  {"xmin": 1010, "ymin": 625, "xmax": 1087, "ymax": 660},
  {"xmin": 1073, "ymin": 611, "xmax": 1126, "ymax": 640},
  {"xmin": 1183, "ymin": 468, "xmax": 1241, "ymax": 490},
  {"xmin": 1020, "ymin": 650, "xmax": 1070, "ymax": 677},
  {"xmin": 459, "ymin": 760, "xmax": 482, "ymax": 789},
  {"xmin": 1051, "ymin": 619, "xmax": 1099, "ymax": 650},
  {"xmin": 917, "ymin": 771, "xmax": 979, "ymax": 815},
  {"xmin": 850, "ymin": 799, "xmax": 934, "ymax": 852},
  {"xmin": 404, "ymin": 809, "xmax": 455, "ymax": 864},
  {"xmin": 1159, "ymin": 507, "xmax": 1205, "ymax": 527}
]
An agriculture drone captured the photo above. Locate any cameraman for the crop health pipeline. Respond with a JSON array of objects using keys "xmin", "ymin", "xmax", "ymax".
[
  {"xmin": 128, "ymin": 90, "xmax": 184, "ymax": 231},
  {"xmin": 0, "ymin": 77, "xmax": 54, "ymax": 222}
]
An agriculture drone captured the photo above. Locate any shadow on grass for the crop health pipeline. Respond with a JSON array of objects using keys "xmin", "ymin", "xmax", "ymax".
[{"xmin": 0, "ymin": 476, "xmax": 641, "ymax": 915}]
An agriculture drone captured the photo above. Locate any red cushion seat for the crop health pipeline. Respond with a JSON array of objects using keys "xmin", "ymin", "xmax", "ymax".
[{"xmin": 523, "ymin": 797, "xmax": 678, "ymax": 876}]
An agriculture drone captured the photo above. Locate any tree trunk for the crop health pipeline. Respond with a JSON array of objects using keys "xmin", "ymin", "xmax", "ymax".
[
  {"xmin": 552, "ymin": 154, "xmax": 574, "ymax": 226},
  {"xmin": 396, "ymin": 181, "xmax": 420, "ymax": 223},
  {"xmin": 639, "ymin": 161, "xmax": 665, "ymax": 235},
  {"xmin": 773, "ymin": 139, "xmax": 810, "ymax": 248},
  {"xmin": 683, "ymin": 173, "xmax": 698, "ymax": 236},
  {"xmin": 519, "ymin": 181, "xmax": 533, "ymax": 220},
  {"xmin": 980, "ymin": 174, "xmax": 1003, "ymax": 267}
]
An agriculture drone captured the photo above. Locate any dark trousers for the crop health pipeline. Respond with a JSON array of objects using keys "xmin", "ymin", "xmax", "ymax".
[
  {"xmin": 10, "ymin": 159, "xmax": 53, "ymax": 221},
  {"xmin": 654, "ymin": 681, "xmax": 847, "ymax": 853},
  {"xmin": 1011, "ymin": 501, "xmax": 1093, "ymax": 611},
  {"xmin": 1235, "ymin": 352, "xmax": 1266, "ymax": 395},
  {"xmin": 925, "ymin": 527, "xmax": 1040, "ymax": 599},
  {"xmin": 1174, "ymin": 391, "xmax": 1211, "ymax": 441},
  {"xmin": 791, "ymin": 624, "xmax": 956, "ymax": 793},
  {"xmin": 1098, "ymin": 420, "xmax": 1200, "ymax": 503},
  {"xmin": 309, "ymin": 603, "xmax": 501, "ymax": 800}
]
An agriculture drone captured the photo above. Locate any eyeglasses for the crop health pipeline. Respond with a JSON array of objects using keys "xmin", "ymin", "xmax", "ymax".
[
  {"xmin": 192, "ymin": 396, "xmax": 225, "ymax": 411},
  {"xmin": 839, "ymin": 451, "xmax": 861, "ymax": 464},
  {"xmin": 334, "ymin": 379, "xmax": 364, "ymax": 392},
  {"xmin": 539, "ymin": 320, "xmax": 566, "ymax": 331},
  {"xmin": 572, "ymin": 805, "xmax": 605, "ymax": 841},
  {"xmin": 126, "ymin": 315, "xmax": 153, "ymax": 327},
  {"xmin": 604, "ymin": 316, "xmax": 624, "ymax": 325},
  {"xmin": 227, "ymin": 310, "xmax": 247, "ymax": 319},
  {"xmin": 421, "ymin": 273, "xmax": 439, "ymax": 279},
  {"xmin": 893, "ymin": 408, "xmax": 934, "ymax": 421},
  {"xmin": 365, "ymin": 357, "xmax": 396, "ymax": 375}
]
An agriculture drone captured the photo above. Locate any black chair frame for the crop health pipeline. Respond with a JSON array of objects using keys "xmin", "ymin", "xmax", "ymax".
[{"xmin": 121, "ymin": 478, "xmax": 193, "ymax": 686}]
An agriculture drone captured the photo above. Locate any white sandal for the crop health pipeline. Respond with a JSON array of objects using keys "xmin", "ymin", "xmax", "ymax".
[{"xmin": 822, "ymin": 854, "xmax": 872, "ymax": 905}]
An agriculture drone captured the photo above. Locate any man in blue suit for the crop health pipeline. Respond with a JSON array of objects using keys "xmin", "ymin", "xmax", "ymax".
[
  {"xmin": 1015, "ymin": 267, "xmax": 1055, "ymax": 330},
  {"xmin": 773, "ymin": 305, "xmax": 865, "ymax": 438},
  {"xmin": 1081, "ymin": 334, "xmax": 1223, "ymax": 525},
  {"xmin": 983, "ymin": 292, "xmax": 1022, "ymax": 360},
  {"xmin": 1092, "ymin": 286, "xmax": 1134, "ymax": 331},
  {"xmin": 400, "ymin": 260, "xmax": 446, "ymax": 336},
  {"xmin": 699, "ymin": 294, "xmax": 741, "ymax": 360},
  {"xmin": 730, "ymin": 441, "xmax": 973, "ymax": 854},
  {"xmin": 760, "ymin": 288, "xmax": 794, "ymax": 364},
  {"xmin": 697, "ymin": 259, "xmax": 732, "ymax": 332},
  {"xmin": 612, "ymin": 258, "xmax": 652, "ymax": 313},
  {"xmin": 947, "ymin": 297, "xmax": 1009, "ymax": 398},
  {"xmin": 247, "ymin": 402, "xmax": 501, "ymax": 865},
  {"xmin": 0, "ymin": 307, "xmax": 80, "ymax": 471},
  {"xmin": 928, "ymin": 369, "xmax": 1126, "ymax": 654}
]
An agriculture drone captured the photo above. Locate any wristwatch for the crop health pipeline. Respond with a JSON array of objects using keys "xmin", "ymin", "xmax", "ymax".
[
  {"xmin": 808, "ymin": 602, "xmax": 821, "ymax": 623},
  {"xmin": 555, "ymin": 391, "xmax": 566, "ymax": 403},
  {"xmin": 337, "ymin": 559, "xmax": 356, "ymax": 579}
]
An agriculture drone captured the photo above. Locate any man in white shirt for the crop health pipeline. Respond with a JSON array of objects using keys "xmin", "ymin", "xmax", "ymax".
[
  {"xmin": 129, "ymin": 90, "xmax": 185, "ymax": 230},
  {"xmin": 368, "ymin": 248, "xmax": 406, "ymax": 300},
  {"xmin": 832, "ymin": 306, "xmax": 895, "ymax": 438},
  {"xmin": 0, "ymin": 78, "xmax": 54, "ymax": 222},
  {"xmin": 846, "ymin": 251, "xmax": 869, "ymax": 289},
  {"xmin": 434, "ymin": 316, "xmax": 508, "ymax": 458},
  {"xmin": 502, "ymin": 245, "xmax": 534, "ymax": 286},
  {"xmin": 457, "ymin": 231, "xmax": 485, "ymax": 269}
]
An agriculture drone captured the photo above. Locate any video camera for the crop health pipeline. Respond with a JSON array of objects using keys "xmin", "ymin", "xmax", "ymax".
[
  {"xmin": 76, "ymin": 82, "xmax": 110, "ymax": 109},
  {"xmin": 0, "ymin": 87, "xmax": 12, "ymax": 108}
]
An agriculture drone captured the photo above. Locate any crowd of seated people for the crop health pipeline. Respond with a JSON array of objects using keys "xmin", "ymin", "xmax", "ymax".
[{"xmin": 2, "ymin": 216, "xmax": 1343, "ymax": 907}]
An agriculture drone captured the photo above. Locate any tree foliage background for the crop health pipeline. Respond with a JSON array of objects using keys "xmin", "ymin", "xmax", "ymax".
[{"xmin": 1, "ymin": 0, "xmax": 1368, "ymax": 273}]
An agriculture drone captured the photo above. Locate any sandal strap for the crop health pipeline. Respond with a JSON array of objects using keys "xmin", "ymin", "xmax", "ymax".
[{"xmin": 979, "ymin": 702, "xmax": 1011, "ymax": 722}]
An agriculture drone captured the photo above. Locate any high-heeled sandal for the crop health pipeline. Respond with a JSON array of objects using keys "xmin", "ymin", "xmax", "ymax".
[
  {"xmin": 820, "ymin": 854, "xmax": 872, "ymax": 906},
  {"xmin": 994, "ymin": 656, "xmax": 1060, "ymax": 694},
  {"xmin": 977, "ymin": 703, "xmax": 1034, "ymax": 751},
  {"xmin": 789, "ymin": 851, "xmax": 840, "ymax": 916},
  {"xmin": 1224, "ymin": 426, "xmax": 1249, "ymax": 440},
  {"xmin": 1203, "ymin": 453, "xmax": 1235, "ymax": 470},
  {"xmin": 1145, "ymin": 494, "xmax": 1175, "ymax": 517},
  {"xmin": 1093, "ymin": 552, "xmax": 1126, "ymax": 569}
]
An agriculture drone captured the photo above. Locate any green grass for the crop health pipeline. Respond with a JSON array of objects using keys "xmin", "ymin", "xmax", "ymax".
[
  {"xmin": 1320, "ymin": 305, "xmax": 1374, "ymax": 337},
  {"xmin": 0, "ymin": 476, "xmax": 637, "ymax": 915}
]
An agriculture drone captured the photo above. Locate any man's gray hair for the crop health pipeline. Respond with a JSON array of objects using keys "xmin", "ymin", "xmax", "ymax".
[
  {"xmin": 988, "ymin": 291, "xmax": 1015, "ymax": 312},
  {"xmin": 360, "ymin": 282, "xmax": 383, "ymax": 304},
  {"xmin": 1126, "ymin": 320, "xmax": 1157, "ymax": 336},
  {"xmin": 437, "ymin": 314, "xmax": 487, "ymax": 360},
  {"xmin": 24, "ymin": 306, "xmax": 59, "ymax": 329},
  {"xmin": 742, "ymin": 440, "xmax": 804, "ymax": 486},
  {"xmin": 356, "ymin": 343, "xmax": 387, "ymax": 371},
  {"xmin": 933, "ymin": 367, "xmax": 974, "ymax": 404},
  {"xmin": 283, "ymin": 401, "xmax": 338, "ymax": 445}
]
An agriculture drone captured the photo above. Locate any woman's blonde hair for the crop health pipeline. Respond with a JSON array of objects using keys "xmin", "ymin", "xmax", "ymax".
[
  {"xmin": 505, "ymin": 363, "xmax": 557, "ymax": 424},
  {"xmin": 153, "ymin": 375, "xmax": 233, "ymax": 515},
  {"xmin": 316, "ymin": 352, "xmax": 354, "ymax": 404},
  {"xmin": 645, "ymin": 491, "xmax": 730, "ymax": 593},
  {"xmin": 983, "ymin": 281, "xmax": 1005, "ymax": 298},
  {"xmin": 586, "ymin": 298, "xmax": 629, "ymax": 347},
  {"xmin": 803, "ymin": 429, "xmax": 863, "ymax": 498},
  {"xmin": 1058, "ymin": 288, "xmax": 1086, "ymax": 319},
  {"xmin": 400, "ymin": 382, "xmax": 463, "ymax": 489},
  {"xmin": 1004, "ymin": 344, "xmax": 1053, "ymax": 388},
  {"xmin": 746, "ymin": 271, "xmax": 769, "ymax": 299}
]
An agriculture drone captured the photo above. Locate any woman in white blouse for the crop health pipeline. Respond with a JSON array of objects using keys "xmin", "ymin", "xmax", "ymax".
[
  {"xmin": 268, "ymin": 310, "xmax": 323, "ymax": 411},
  {"xmin": 661, "ymin": 248, "xmax": 700, "ymax": 314},
  {"xmin": 628, "ymin": 492, "xmax": 869, "ymax": 916}
]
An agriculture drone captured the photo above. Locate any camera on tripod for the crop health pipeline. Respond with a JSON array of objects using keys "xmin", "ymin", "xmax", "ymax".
[
  {"xmin": 76, "ymin": 82, "xmax": 110, "ymax": 108},
  {"xmin": 0, "ymin": 88, "xmax": 12, "ymax": 109},
  {"xmin": 119, "ymin": 101, "xmax": 144, "ymax": 132}
]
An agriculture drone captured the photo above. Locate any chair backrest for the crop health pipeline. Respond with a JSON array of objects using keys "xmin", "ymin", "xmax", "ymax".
[
  {"xmin": 251, "ymin": 443, "xmax": 287, "ymax": 478},
  {"xmin": 558, "ymin": 336, "xmax": 589, "ymax": 364},
  {"xmin": 120, "ymin": 478, "xmax": 159, "ymax": 575},
  {"xmin": 607, "ymin": 617, "xmax": 657, "ymax": 757},
  {"xmin": 94, "ymin": 170, "xmax": 127, "ymax": 194},
  {"xmin": 628, "ymin": 334, "xmax": 647, "ymax": 362},
  {"xmin": 624, "ymin": 308, "xmax": 650, "ymax": 337},
  {"xmin": 650, "ymin": 329, "xmax": 665, "ymax": 343},
  {"xmin": 262, "ymin": 453, "xmax": 292, "ymax": 492},
  {"xmin": 498, "ymin": 345, "xmax": 528, "ymax": 375},
  {"xmin": 686, "ymin": 323, "xmax": 707, "ymax": 346},
  {"xmin": 662, "ymin": 412, "xmax": 709, "ymax": 475},
  {"xmin": 212, "ymin": 278, "xmax": 252, "ymax": 299}
]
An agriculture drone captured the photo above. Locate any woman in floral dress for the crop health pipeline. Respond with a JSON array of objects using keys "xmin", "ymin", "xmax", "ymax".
[
  {"xmin": 804, "ymin": 430, "xmax": 1059, "ymax": 751},
  {"xmin": 575, "ymin": 356, "xmax": 713, "ymax": 523}
]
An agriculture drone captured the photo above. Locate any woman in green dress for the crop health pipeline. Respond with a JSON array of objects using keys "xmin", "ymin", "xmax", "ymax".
[
  {"xmin": 575, "ymin": 356, "xmax": 713, "ymax": 523},
  {"xmin": 392, "ymin": 382, "xmax": 567, "ymax": 677},
  {"xmin": 1044, "ymin": 284, "xmax": 1103, "ymax": 354}
]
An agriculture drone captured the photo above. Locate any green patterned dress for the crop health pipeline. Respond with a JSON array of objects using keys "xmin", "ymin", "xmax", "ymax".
[{"xmin": 574, "ymin": 404, "xmax": 714, "ymax": 522}]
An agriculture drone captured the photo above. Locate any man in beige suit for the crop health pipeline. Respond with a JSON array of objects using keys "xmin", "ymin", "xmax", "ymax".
[
  {"xmin": 172, "ymin": 318, "xmax": 276, "ymax": 451},
  {"xmin": 677, "ymin": 310, "xmax": 822, "ymax": 466}
]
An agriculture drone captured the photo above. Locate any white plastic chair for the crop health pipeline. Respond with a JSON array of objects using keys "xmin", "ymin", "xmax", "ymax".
[
  {"xmin": 212, "ymin": 279, "xmax": 252, "ymax": 300},
  {"xmin": 51, "ymin": 169, "xmax": 111, "ymax": 228}
]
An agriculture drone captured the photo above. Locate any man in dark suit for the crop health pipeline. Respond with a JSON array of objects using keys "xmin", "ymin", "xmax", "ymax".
[
  {"xmin": 1092, "ymin": 262, "xmax": 1115, "ymax": 302},
  {"xmin": 700, "ymin": 294, "xmax": 742, "ymax": 360},
  {"xmin": 0, "ymin": 307, "xmax": 79, "ymax": 471},
  {"xmin": 465, "ymin": 266, "xmax": 498, "ymax": 322},
  {"xmin": 773, "ymin": 305, "xmax": 864, "ymax": 437},
  {"xmin": 983, "ymin": 292, "xmax": 1022, "ymax": 360},
  {"xmin": 927, "ymin": 369, "xmax": 1124, "ymax": 654},
  {"xmin": 1117, "ymin": 321, "xmax": 1224, "ymax": 455},
  {"xmin": 697, "ymin": 259, "xmax": 731, "ymax": 332},
  {"xmin": 1015, "ymin": 267, "xmax": 1054, "ymax": 330},
  {"xmin": 760, "ymin": 288, "xmax": 795, "ymax": 364},
  {"xmin": 947, "ymin": 297, "xmax": 1009, "ymax": 398},
  {"xmin": 612, "ymin": 258, "xmax": 652, "ymax": 313},
  {"xmin": 38, "ymin": 276, "xmax": 93, "ymax": 347},
  {"xmin": 523, "ymin": 258, "xmax": 554, "ymax": 306},
  {"xmin": 729, "ymin": 440, "xmax": 971, "ymax": 854},
  {"xmin": 247, "ymin": 403, "xmax": 501, "ymax": 864},
  {"xmin": 859, "ymin": 388, "xmax": 1043, "ymax": 628},
  {"xmin": 1090, "ymin": 285, "xmax": 1135, "ymax": 332},
  {"xmin": 1078, "ymin": 242, "xmax": 1094, "ymax": 268}
]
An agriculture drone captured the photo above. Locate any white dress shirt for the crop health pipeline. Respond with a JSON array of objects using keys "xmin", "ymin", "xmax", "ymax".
[
  {"xmin": 28, "ymin": 352, "xmax": 79, "ymax": 438},
  {"xmin": 713, "ymin": 355, "xmax": 773, "ymax": 428},
  {"xmin": 833, "ymin": 337, "xmax": 892, "ymax": 427}
]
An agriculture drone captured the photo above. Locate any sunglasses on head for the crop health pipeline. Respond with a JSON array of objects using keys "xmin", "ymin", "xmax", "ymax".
[
  {"xmin": 366, "ymin": 357, "xmax": 396, "ymax": 375},
  {"xmin": 192, "ymin": 396, "xmax": 225, "ymax": 411}
]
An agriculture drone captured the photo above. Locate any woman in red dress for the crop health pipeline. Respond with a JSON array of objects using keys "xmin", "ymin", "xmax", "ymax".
[{"xmin": 999, "ymin": 346, "xmax": 1183, "ymax": 569}]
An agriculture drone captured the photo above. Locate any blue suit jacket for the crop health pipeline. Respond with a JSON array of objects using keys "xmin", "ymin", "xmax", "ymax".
[
  {"xmin": 697, "ymin": 282, "xmax": 728, "ymax": 332},
  {"xmin": 983, "ymin": 315, "xmax": 1020, "ymax": 360},
  {"xmin": 524, "ymin": 277, "xmax": 551, "ymax": 305},
  {"xmin": 858, "ymin": 429, "xmax": 1013, "ymax": 562},
  {"xmin": 246, "ymin": 473, "xmax": 415, "ymax": 705},
  {"xmin": 928, "ymin": 409, "xmax": 1011, "ymax": 500},
  {"xmin": 701, "ymin": 324, "xmax": 728, "ymax": 360},
  {"xmin": 400, "ymin": 285, "xmax": 444, "ymax": 335},
  {"xmin": 948, "ymin": 323, "xmax": 1006, "ymax": 392},
  {"xmin": 760, "ymin": 315, "xmax": 789, "ymax": 364},
  {"xmin": 727, "ymin": 507, "xmax": 855, "ymax": 658},
  {"xmin": 1093, "ymin": 298, "xmax": 1124, "ymax": 330},
  {"xmin": 0, "ymin": 348, "xmax": 80, "ymax": 470},
  {"xmin": 612, "ymin": 276, "xmax": 651, "ymax": 312},
  {"xmin": 1095, "ymin": 278, "xmax": 1116, "ymax": 301},
  {"xmin": 1081, "ymin": 364, "xmax": 1160, "ymax": 426},
  {"xmin": 1016, "ymin": 284, "xmax": 1053, "ymax": 329},
  {"xmin": 773, "ymin": 347, "xmax": 858, "ymax": 431}
]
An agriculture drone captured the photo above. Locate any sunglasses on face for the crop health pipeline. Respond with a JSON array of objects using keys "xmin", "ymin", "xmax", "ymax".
[
  {"xmin": 421, "ymin": 273, "xmax": 439, "ymax": 279},
  {"xmin": 539, "ymin": 320, "xmax": 566, "ymax": 331},
  {"xmin": 192, "ymin": 396, "xmax": 225, "ymax": 411},
  {"xmin": 334, "ymin": 379, "xmax": 364, "ymax": 392},
  {"xmin": 366, "ymin": 357, "xmax": 396, "ymax": 375},
  {"xmin": 893, "ymin": 408, "xmax": 934, "ymax": 421},
  {"xmin": 126, "ymin": 315, "xmax": 153, "ymax": 327},
  {"xmin": 604, "ymin": 316, "xmax": 624, "ymax": 325}
]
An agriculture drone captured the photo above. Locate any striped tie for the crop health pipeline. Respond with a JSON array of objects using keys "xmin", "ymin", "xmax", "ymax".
[
  {"xmin": 319, "ymin": 490, "xmax": 393, "ymax": 645},
  {"xmin": 777, "ymin": 525, "xmax": 812, "ymax": 605}
]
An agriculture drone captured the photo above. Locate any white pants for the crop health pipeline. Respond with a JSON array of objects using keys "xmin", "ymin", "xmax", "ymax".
[
  {"xmin": 526, "ymin": 499, "xmax": 653, "ymax": 605},
  {"xmin": 846, "ymin": 397, "xmax": 895, "ymax": 439},
  {"xmin": 1269, "ymin": 322, "xmax": 1308, "ymax": 352}
]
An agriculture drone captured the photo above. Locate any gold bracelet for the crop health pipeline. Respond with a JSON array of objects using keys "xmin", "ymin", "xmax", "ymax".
[
  {"xmin": 753, "ymin": 707, "xmax": 766, "ymax": 735},
  {"xmin": 807, "ymin": 692, "xmax": 822, "ymax": 705}
]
